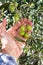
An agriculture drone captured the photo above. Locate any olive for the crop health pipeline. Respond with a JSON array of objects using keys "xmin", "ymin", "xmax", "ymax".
[
  {"xmin": 15, "ymin": 2, "xmax": 18, "ymax": 8},
  {"xmin": 20, "ymin": 25, "xmax": 26, "ymax": 32},
  {"xmin": 26, "ymin": 25, "xmax": 32, "ymax": 31},
  {"xmin": 9, "ymin": 3, "xmax": 15, "ymax": 13},
  {"xmin": 9, "ymin": 2, "xmax": 18, "ymax": 13},
  {"xmin": 14, "ymin": 13, "xmax": 19, "ymax": 22},
  {"xmin": 24, "ymin": 33, "xmax": 30, "ymax": 39},
  {"xmin": 19, "ymin": 31, "xmax": 25, "ymax": 36}
]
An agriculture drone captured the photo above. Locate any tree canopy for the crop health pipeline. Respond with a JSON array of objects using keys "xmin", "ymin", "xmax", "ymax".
[{"xmin": 0, "ymin": 0, "xmax": 43, "ymax": 65}]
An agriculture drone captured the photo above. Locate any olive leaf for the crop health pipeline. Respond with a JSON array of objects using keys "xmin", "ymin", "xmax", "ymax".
[
  {"xmin": 14, "ymin": 36, "xmax": 25, "ymax": 42},
  {"xmin": 0, "ymin": 3, "xmax": 10, "ymax": 10}
]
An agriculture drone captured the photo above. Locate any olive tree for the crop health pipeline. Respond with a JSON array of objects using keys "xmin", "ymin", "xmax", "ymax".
[{"xmin": 0, "ymin": 0, "xmax": 43, "ymax": 65}]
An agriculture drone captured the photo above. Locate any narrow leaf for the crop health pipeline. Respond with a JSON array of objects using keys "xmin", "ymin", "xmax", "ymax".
[{"xmin": 15, "ymin": 36, "xmax": 25, "ymax": 42}]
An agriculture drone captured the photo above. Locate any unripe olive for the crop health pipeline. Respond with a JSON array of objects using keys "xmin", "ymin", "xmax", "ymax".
[
  {"xmin": 9, "ymin": 3, "xmax": 15, "ymax": 13},
  {"xmin": 14, "ymin": 13, "xmax": 19, "ymax": 22},
  {"xmin": 24, "ymin": 33, "xmax": 30, "ymax": 39},
  {"xmin": 20, "ymin": 25, "xmax": 26, "ymax": 32},
  {"xmin": 9, "ymin": 2, "xmax": 18, "ymax": 13},
  {"xmin": 15, "ymin": 2, "xmax": 18, "ymax": 8},
  {"xmin": 26, "ymin": 25, "xmax": 32, "ymax": 31},
  {"xmin": 19, "ymin": 31, "xmax": 25, "ymax": 36}
]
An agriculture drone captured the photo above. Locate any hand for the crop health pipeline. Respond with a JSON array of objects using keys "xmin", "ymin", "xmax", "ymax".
[
  {"xmin": 0, "ymin": 18, "xmax": 25, "ymax": 59},
  {"xmin": 0, "ymin": 18, "xmax": 32, "ymax": 60}
]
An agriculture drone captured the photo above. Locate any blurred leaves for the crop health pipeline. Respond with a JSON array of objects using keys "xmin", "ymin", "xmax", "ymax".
[
  {"xmin": 0, "ymin": 3, "xmax": 9, "ymax": 10},
  {"xmin": 0, "ymin": 0, "xmax": 43, "ymax": 65}
]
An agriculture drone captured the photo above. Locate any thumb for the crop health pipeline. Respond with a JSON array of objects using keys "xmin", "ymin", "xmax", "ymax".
[
  {"xmin": 2, "ymin": 18, "xmax": 7, "ymax": 27},
  {"xmin": 1, "ymin": 18, "xmax": 7, "ymax": 31},
  {"xmin": 0, "ymin": 18, "xmax": 7, "ymax": 35}
]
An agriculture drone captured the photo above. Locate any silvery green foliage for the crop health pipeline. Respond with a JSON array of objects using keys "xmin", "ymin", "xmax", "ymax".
[{"xmin": 0, "ymin": 0, "xmax": 43, "ymax": 65}]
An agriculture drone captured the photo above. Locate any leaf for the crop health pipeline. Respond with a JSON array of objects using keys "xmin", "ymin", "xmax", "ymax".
[
  {"xmin": 0, "ymin": 3, "xmax": 10, "ymax": 10},
  {"xmin": 14, "ymin": 36, "xmax": 25, "ymax": 42}
]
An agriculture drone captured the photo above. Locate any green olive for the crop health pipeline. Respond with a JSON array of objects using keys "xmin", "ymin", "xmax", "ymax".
[
  {"xmin": 15, "ymin": 2, "xmax": 18, "ymax": 8},
  {"xmin": 20, "ymin": 25, "xmax": 26, "ymax": 32},
  {"xmin": 14, "ymin": 13, "xmax": 19, "ymax": 22},
  {"xmin": 9, "ymin": 3, "xmax": 15, "ymax": 13},
  {"xmin": 19, "ymin": 31, "xmax": 25, "ymax": 36},
  {"xmin": 26, "ymin": 25, "xmax": 32, "ymax": 31},
  {"xmin": 24, "ymin": 33, "xmax": 29, "ymax": 39}
]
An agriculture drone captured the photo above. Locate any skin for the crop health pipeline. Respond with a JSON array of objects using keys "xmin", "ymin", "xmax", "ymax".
[
  {"xmin": 0, "ymin": 19, "xmax": 25, "ymax": 60},
  {"xmin": 0, "ymin": 18, "xmax": 32, "ymax": 60}
]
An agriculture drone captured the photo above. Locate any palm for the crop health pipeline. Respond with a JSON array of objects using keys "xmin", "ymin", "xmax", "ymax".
[
  {"xmin": 0, "ymin": 18, "xmax": 32, "ymax": 59},
  {"xmin": 0, "ymin": 19, "xmax": 25, "ymax": 59}
]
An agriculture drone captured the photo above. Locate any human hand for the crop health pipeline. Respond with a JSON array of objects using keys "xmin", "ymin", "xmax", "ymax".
[
  {"xmin": 0, "ymin": 18, "xmax": 33, "ymax": 60},
  {"xmin": 0, "ymin": 18, "xmax": 25, "ymax": 59}
]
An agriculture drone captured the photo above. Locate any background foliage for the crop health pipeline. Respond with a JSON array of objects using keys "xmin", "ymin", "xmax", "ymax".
[{"xmin": 0, "ymin": 0, "xmax": 43, "ymax": 65}]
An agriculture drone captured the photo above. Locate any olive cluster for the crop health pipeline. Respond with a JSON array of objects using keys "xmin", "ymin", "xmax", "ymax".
[{"xmin": 19, "ymin": 24, "xmax": 32, "ymax": 39}]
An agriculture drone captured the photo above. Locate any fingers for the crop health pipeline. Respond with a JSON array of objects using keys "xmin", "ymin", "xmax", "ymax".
[
  {"xmin": 0, "ymin": 18, "xmax": 7, "ymax": 31},
  {"xmin": 0, "ymin": 18, "xmax": 7, "ymax": 39},
  {"xmin": 7, "ymin": 18, "xmax": 33, "ymax": 38},
  {"xmin": 0, "ymin": 18, "xmax": 24, "ymax": 59},
  {"xmin": 1, "ymin": 18, "xmax": 7, "ymax": 32},
  {"xmin": 2, "ymin": 18, "xmax": 7, "ymax": 27},
  {"xmin": 0, "ymin": 23, "xmax": 2, "ymax": 39},
  {"xmin": 27, "ymin": 19, "xmax": 33, "ymax": 26},
  {"xmin": 20, "ymin": 18, "xmax": 28, "ymax": 24},
  {"xmin": 12, "ymin": 21, "xmax": 21, "ymax": 30},
  {"xmin": 20, "ymin": 18, "xmax": 33, "ymax": 26},
  {"xmin": 7, "ymin": 21, "xmax": 21, "ymax": 37},
  {"xmin": 7, "ymin": 27, "xmax": 17, "ymax": 37}
]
